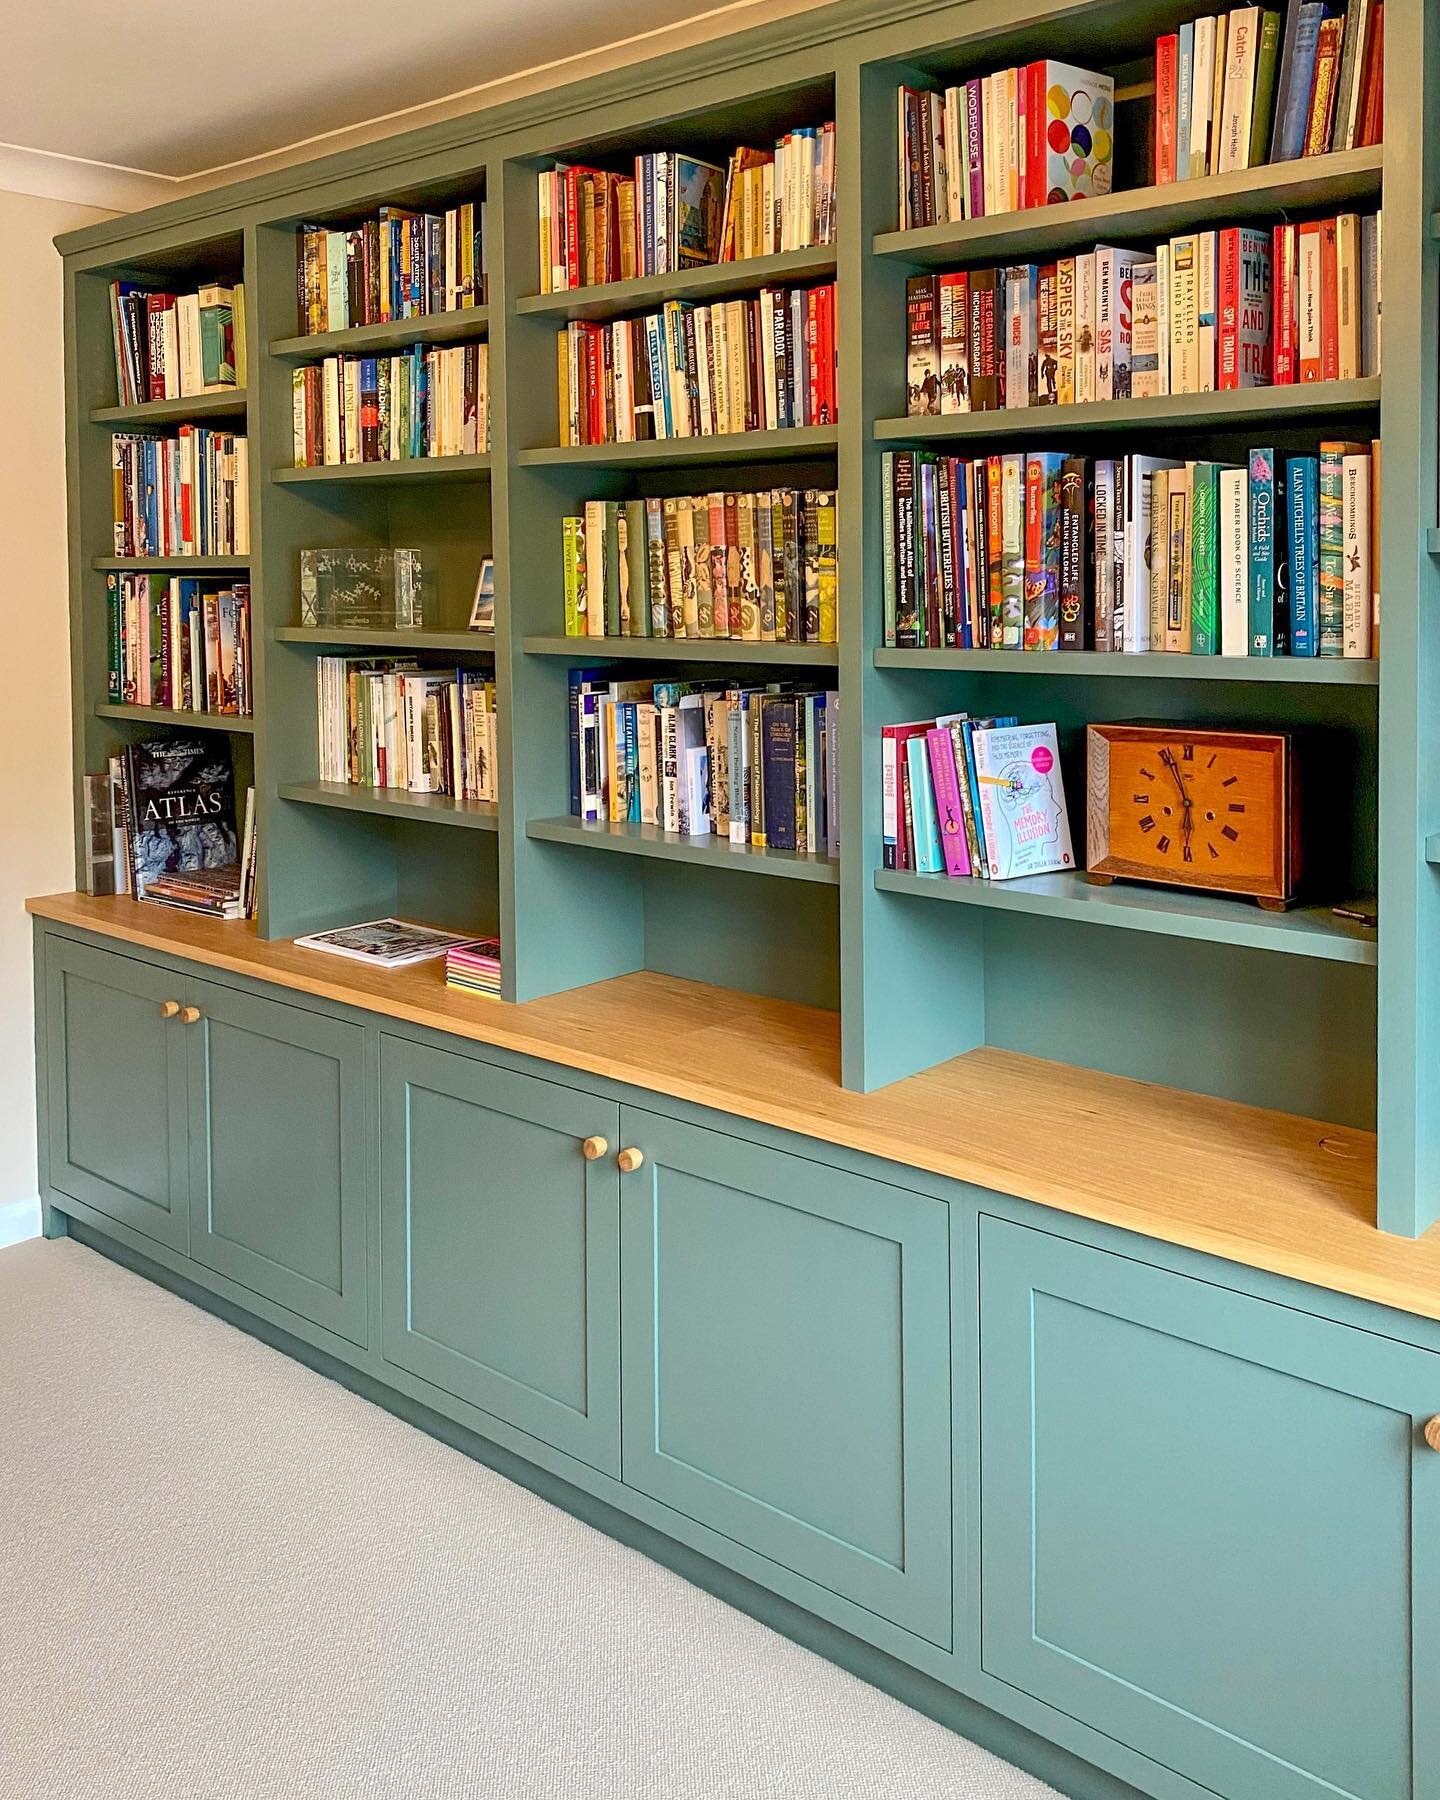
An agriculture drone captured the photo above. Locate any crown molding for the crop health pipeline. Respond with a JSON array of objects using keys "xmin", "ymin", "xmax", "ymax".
[{"xmin": 0, "ymin": 143, "xmax": 172, "ymax": 213}]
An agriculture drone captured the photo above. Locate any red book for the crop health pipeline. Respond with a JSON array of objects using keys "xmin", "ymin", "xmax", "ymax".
[
  {"xmin": 1319, "ymin": 217, "xmax": 1340, "ymax": 381},
  {"xmin": 584, "ymin": 323, "xmax": 604, "ymax": 443},
  {"xmin": 825, "ymin": 284, "xmax": 838, "ymax": 422},
  {"xmin": 1357, "ymin": 4, "xmax": 1385, "ymax": 147},
  {"xmin": 1155, "ymin": 35, "xmax": 1180, "ymax": 182},
  {"xmin": 177, "ymin": 424, "xmax": 194, "ymax": 549},
  {"xmin": 563, "ymin": 167, "xmax": 584, "ymax": 291},
  {"xmin": 1030, "ymin": 62, "xmax": 1046, "ymax": 207},
  {"xmin": 1272, "ymin": 223, "xmax": 1298, "ymax": 384},
  {"xmin": 145, "ymin": 294, "xmax": 175, "ymax": 402},
  {"xmin": 1304, "ymin": 16, "xmax": 1345, "ymax": 155}
]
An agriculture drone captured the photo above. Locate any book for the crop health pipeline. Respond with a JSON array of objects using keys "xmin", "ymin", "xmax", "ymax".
[
  {"xmin": 1219, "ymin": 466, "xmax": 1251, "ymax": 656},
  {"xmin": 1287, "ymin": 453, "xmax": 1320, "ymax": 653},
  {"xmin": 971, "ymin": 722, "xmax": 1074, "ymax": 878},
  {"xmin": 122, "ymin": 735, "xmax": 239, "ymax": 901},
  {"xmin": 294, "ymin": 918, "xmax": 486, "ymax": 967}
]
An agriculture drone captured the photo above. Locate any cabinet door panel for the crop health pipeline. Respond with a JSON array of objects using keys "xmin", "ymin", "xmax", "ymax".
[
  {"xmin": 620, "ymin": 1108, "xmax": 951, "ymax": 1647},
  {"xmin": 981, "ymin": 1215, "xmax": 1440, "ymax": 1800},
  {"xmin": 45, "ymin": 937, "xmax": 189, "ymax": 1251},
  {"xmin": 380, "ymin": 1038, "xmax": 620, "ymax": 1474},
  {"xmin": 188, "ymin": 984, "xmax": 367, "ymax": 1344}
]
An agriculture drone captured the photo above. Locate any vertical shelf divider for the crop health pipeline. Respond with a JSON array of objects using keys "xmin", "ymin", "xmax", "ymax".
[{"xmin": 837, "ymin": 57, "xmax": 984, "ymax": 1093}]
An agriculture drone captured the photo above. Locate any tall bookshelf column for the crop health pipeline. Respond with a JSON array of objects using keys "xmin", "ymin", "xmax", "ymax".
[
  {"xmin": 836, "ymin": 56, "xmax": 984, "ymax": 1092},
  {"xmin": 1376, "ymin": 0, "xmax": 1440, "ymax": 1235}
]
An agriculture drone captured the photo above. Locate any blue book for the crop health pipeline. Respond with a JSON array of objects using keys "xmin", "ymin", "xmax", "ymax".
[
  {"xmin": 1247, "ymin": 449, "xmax": 1287, "ymax": 656},
  {"xmin": 1274, "ymin": 2, "xmax": 1327, "ymax": 162},
  {"xmin": 1175, "ymin": 23, "xmax": 1195, "ymax": 177},
  {"xmin": 762, "ymin": 696, "xmax": 799, "ymax": 851},
  {"xmin": 1287, "ymin": 456, "xmax": 1320, "ymax": 656},
  {"xmin": 906, "ymin": 735, "xmax": 944, "ymax": 873}
]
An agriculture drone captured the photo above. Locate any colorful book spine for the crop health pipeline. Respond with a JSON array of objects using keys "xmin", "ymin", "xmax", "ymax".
[
  {"xmin": 926, "ymin": 728, "xmax": 972, "ymax": 875},
  {"xmin": 1287, "ymin": 454, "xmax": 1320, "ymax": 654}
]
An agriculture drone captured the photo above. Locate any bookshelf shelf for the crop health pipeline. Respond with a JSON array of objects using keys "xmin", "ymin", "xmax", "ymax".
[
  {"xmin": 874, "ymin": 379, "xmax": 1381, "ymax": 445},
  {"xmin": 523, "ymin": 634, "xmax": 839, "ymax": 666},
  {"xmin": 526, "ymin": 815, "xmax": 839, "ymax": 883},
  {"xmin": 93, "ymin": 556, "xmax": 251, "ymax": 572},
  {"xmin": 1426, "ymin": 529, "xmax": 1440, "ymax": 556},
  {"xmin": 875, "ymin": 867, "xmax": 1377, "ymax": 966},
  {"xmin": 272, "ymin": 453, "xmax": 491, "ymax": 485},
  {"xmin": 90, "ymin": 390, "xmax": 247, "ymax": 427},
  {"xmin": 515, "ymin": 425, "xmax": 838, "ymax": 469},
  {"xmin": 95, "ymin": 703, "xmax": 256, "ymax": 734},
  {"xmin": 873, "ymin": 649, "xmax": 1380, "ymax": 684},
  {"xmin": 273, "ymin": 627, "xmax": 496, "ymax": 652},
  {"xmin": 514, "ymin": 246, "xmax": 837, "ymax": 323},
  {"xmin": 873, "ymin": 146, "xmax": 1385, "ymax": 269},
  {"xmin": 269, "ymin": 306, "xmax": 490, "ymax": 361},
  {"xmin": 277, "ymin": 781, "xmax": 499, "ymax": 830}
]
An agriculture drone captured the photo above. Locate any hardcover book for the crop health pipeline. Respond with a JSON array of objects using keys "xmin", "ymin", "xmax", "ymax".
[{"xmin": 122, "ymin": 735, "xmax": 239, "ymax": 899}]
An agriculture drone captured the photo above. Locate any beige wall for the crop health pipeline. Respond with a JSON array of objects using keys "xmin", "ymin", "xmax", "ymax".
[{"xmin": 0, "ymin": 190, "xmax": 114, "ymax": 1215}]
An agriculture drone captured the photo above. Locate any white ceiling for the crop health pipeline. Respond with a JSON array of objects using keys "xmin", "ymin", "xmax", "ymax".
[{"xmin": 2, "ymin": 0, "xmax": 823, "ymax": 209}]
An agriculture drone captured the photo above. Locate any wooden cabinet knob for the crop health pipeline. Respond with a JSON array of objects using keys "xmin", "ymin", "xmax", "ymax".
[
  {"xmin": 179, "ymin": 1006, "xmax": 202, "ymax": 1025},
  {"xmin": 1424, "ymin": 1417, "xmax": 1440, "ymax": 1453},
  {"xmin": 160, "ymin": 1000, "xmax": 181, "ymax": 1019},
  {"xmin": 581, "ymin": 1135, "xmax": 608, "ymax": 1161},
  {"xmin": 616, "ymin": 1146, "xmax": 645, "ymax": 1174}
]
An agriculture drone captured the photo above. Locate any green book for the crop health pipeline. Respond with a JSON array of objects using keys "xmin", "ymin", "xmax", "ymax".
[
  {"xmin": 197, "ymin": 285, "xmax": 235, "ymax": 389},
  {"xmin": 1189, "ymin": 462, "xmax": 1221, "ymax": 655},
  {"xmin": 1247, "ymin": 11, "xmax": 1283, "ymax": 171},
  {"xmin": 622, "ymin": 499, "xmax": 650, "ymax": 637},
  {"xmin": 603, "ymin": 501, "xmax": 623, "ymax": 637},
  {"xmin": 561, "ymin": 515, "xmax": 584, "ymax": 635}
]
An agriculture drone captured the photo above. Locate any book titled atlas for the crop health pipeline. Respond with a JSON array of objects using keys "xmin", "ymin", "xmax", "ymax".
[
  {"xmin": 123, "ymin": 736, "xmax": 239, "ymax": 900},
  {"xmin": 971, "ymin": 722, "xmax": 1074, "ymax": 879}
]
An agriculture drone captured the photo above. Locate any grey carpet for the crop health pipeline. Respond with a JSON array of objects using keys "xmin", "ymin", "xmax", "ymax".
[{"xmin": 0, "ymin": 1238, "xmax": 1060, "ymax": 1800}]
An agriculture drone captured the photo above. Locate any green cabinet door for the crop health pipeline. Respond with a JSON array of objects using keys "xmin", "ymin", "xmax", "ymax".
[
  {"xmin": 618, "ymin": 1107, "xmax": 952, "ymax": 1647},
  {"xmin": 44, "ymin": 936, "xmax": 190, "ymax": 1253},
  {"xmin": 380, "ymin": 1037, "xmax": 621, "ymax": 1475},
  {"xmin": 186, "ymin": 982, "xmax": 368, "ymax": 1346},
  {"xmin": 980, "ymin": 1215, "xmax": 1440, "ymax": 1800}
]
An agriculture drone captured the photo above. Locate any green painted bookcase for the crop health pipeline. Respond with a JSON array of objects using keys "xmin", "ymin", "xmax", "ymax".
[{"xmin": 57, "ymin": 0, "xmax": 1440, "ymax": 1234}]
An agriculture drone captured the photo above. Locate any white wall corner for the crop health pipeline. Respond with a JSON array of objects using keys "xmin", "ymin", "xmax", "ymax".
[
  {"xmin": 0, "ymin": 143, "xmax": 172, "ymax": 212},
  {"xmin": 0, "ymin": 1196, "xmax": 42, "ymax": 1249}
]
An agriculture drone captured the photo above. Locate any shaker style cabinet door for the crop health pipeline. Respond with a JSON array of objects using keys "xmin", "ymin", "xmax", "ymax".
[
  {"xmin": 618, "ymin": 1106, "xmax": 953, "ymax": 1648},
  {"xmin": 980, "ymin": 1215, "xmax": 1440, "ymax": 1800},
  {"xmin": 185, "ymin": 981, "xmax": 368, "ymax": 1345},
  {"xmin": 380, "ymin": 1037, "xmax": 621, "ymax": 1475},
  {"xmin": 45, "ymin": 936, "xmax": 191, "ymax": 1253}
]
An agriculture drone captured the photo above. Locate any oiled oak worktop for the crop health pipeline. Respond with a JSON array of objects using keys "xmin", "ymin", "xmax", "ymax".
[{"xmin": 32, "ymin": 891, "xmax": 1430, "ymax": 1323}]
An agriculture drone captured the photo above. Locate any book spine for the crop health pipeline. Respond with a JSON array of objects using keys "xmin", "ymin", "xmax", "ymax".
[
  {"xmin": 1219, "ymin": 467, "xmax": 1251, "ymax": 657},
  {"xmin": 1317, "ymin": 443, "xmax": 1349, "ymax": 655},
  {"xmin": 1288, "ymin": 455, "xmax": 1320, "ymax": 654},
  {"xmin": 1156, "ymin": 34, "xmax": 1180, "ymax": 182},
  {"xmin": 926, "ymin": 730, "xmax": 971, "ymax": 876},
  {"xmin": 1191, "ymin": 465, "xmax": 1219, "ymax": 655},
  {"xmin": 1342, "ymin": 450, "xmax": 1373, "ymax": 657},
  {"xmin": 1058, "ymin": 457, "xmax": 1088, "ymax": 650}
]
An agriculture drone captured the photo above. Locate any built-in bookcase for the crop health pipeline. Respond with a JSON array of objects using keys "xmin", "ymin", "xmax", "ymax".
[{"xmin": 58, "ymin": 0, "xmax": 1440, "ymax": 1235}]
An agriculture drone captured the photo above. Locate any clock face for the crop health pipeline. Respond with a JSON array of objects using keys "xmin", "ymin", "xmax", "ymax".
[{"xmin": 1093, "ymin": 731, "xmax": 1287, "ymax": 895}]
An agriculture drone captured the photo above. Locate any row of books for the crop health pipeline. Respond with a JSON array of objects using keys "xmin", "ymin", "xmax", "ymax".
[
  {"xmin": 296, "ymin": 202, "xmax": 487, "ymax": 334},
  {"xmin": 883, "ymin": 717, "xmax": 1074, "ymax": 881},
  {"xmin": 897, "ymin": 61, "xmax": 1115, "ymax": 229},
  {"xmin": 111, "ymin": 429, "xmax": 249, "ymax": 559},
  {"xmin": 536, "ymin": 125, "xmax": 836, "ymax": 293},
  {"xmin": 87, "ymin": 737, "xmax": 255, "ymax": 920},
  {"xmin": 903, "ymin": 211, "xmax": 1379, "ymax": 414},
  {"xmin": 881, "ymin": 441, "xmax": 1380, "ymax": 657},
  {"xmin": 108, "ymin": 280, "xmax": 246, "ymax": 406},
  {"xmin": 445, "ymin": 939, "xmax": 502, "ymax": 998},
  {"xmin": 569, "ymin": 671, "xmax": 839, "ymax": 853},
  {"xmin": 316, "ymin": 657, "xmax": 498, "ymax": 801},
  {"xmin": 560, "ymin": 489, "xmax": 838, "ymax": 643},
  {"xmin": 106, "ymin": 575, "xmax": 252, "ymax": 715},
  {"xmin": 1155, "ymin": 2, "xmax": 1383, "ymax": 180},
  {"xmin": 291, "ymin": 343, "xmax": 491, "ymax": 466},
  {"xmin": 557, "ymin": 283, "xmax": 837, "ymax": 445}
]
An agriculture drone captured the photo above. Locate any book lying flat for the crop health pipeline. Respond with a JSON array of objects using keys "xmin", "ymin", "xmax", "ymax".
[{"xmin": 292, "ymin": 918, "xmax": 486, "ymax": 968}]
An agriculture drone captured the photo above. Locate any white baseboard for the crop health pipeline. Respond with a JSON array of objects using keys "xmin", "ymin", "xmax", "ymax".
[{"xmin": 0, "ymin": 1196, "xmax": 42, "ymax": 1249}]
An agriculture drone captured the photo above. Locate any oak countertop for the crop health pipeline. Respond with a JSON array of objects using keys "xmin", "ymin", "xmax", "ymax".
[{"xmin": 31, "ymin": 890, "xmax": 1433, "ymax": 1326}]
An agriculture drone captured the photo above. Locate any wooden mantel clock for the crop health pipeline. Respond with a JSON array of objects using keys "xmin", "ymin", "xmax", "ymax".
[{"xmin": 1086, "ymin": 723, "xmax": 1302, "ymax": 910}]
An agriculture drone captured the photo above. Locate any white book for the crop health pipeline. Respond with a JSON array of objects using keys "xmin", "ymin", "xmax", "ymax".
[
  {"xmin": 1342, "ymin": 453, "xmax": 1372, "ymax": 656},
  {"xmin": 1131, "ymin": 264, "xmax": 1162, "ymax": 398},
  {"xmin": 1156, "ymin": 243, "xmax": 1171, "ymax": 395},
  {"xmin": 1124, "ymin": 454, "xmax": 1183, "ymax": 652},
  {"xmin": 1004, "ymin": 265, "xmax": 1033, "ymax": 409},
  {"xmin": 944, "ymin": 87, "xmax": 965, "ymax": 223},
  {"xmin": 1189, "ymin": 16, "xmax": 1216, "ymax": 179},
  {"xmin": 1004, "ymin": 67, "xmax": 1020, "ymax": 212},
  {"xmin": 1218, "ymin": 466, "xmax": 1250, "ymax": 656},
  {"xmin": 1196, "ymin": 230, "xmax": 1218, "ymax": 392},
  {"xmin": 1074, "ymin": 252, "xmax": 1097, "ymax": 404},
  {"xmin": 1217, "ymin": 6, "xmax": 1261, "ymax": 173},
  {"xmin": 759, "ymin": 289, "xmax": 778, "ymax": 431},
  {"xmin": 972, "ymin": 722, "xmax": 1074, "ymax": 879},
  {"xmin": 1097, "ymin": 246, "xmax": 1141, "ymax": 400}
]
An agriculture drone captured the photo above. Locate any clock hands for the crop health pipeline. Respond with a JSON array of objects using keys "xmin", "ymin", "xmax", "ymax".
[{"xmin": 1160, "ymin": 747, "xmax": 1195, "ymax": 859}]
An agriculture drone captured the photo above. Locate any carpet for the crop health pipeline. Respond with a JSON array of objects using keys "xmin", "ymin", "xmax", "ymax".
[{"xmin": 0, "ymin": 1237, "xmax": 1061, "ymax": 1800}]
